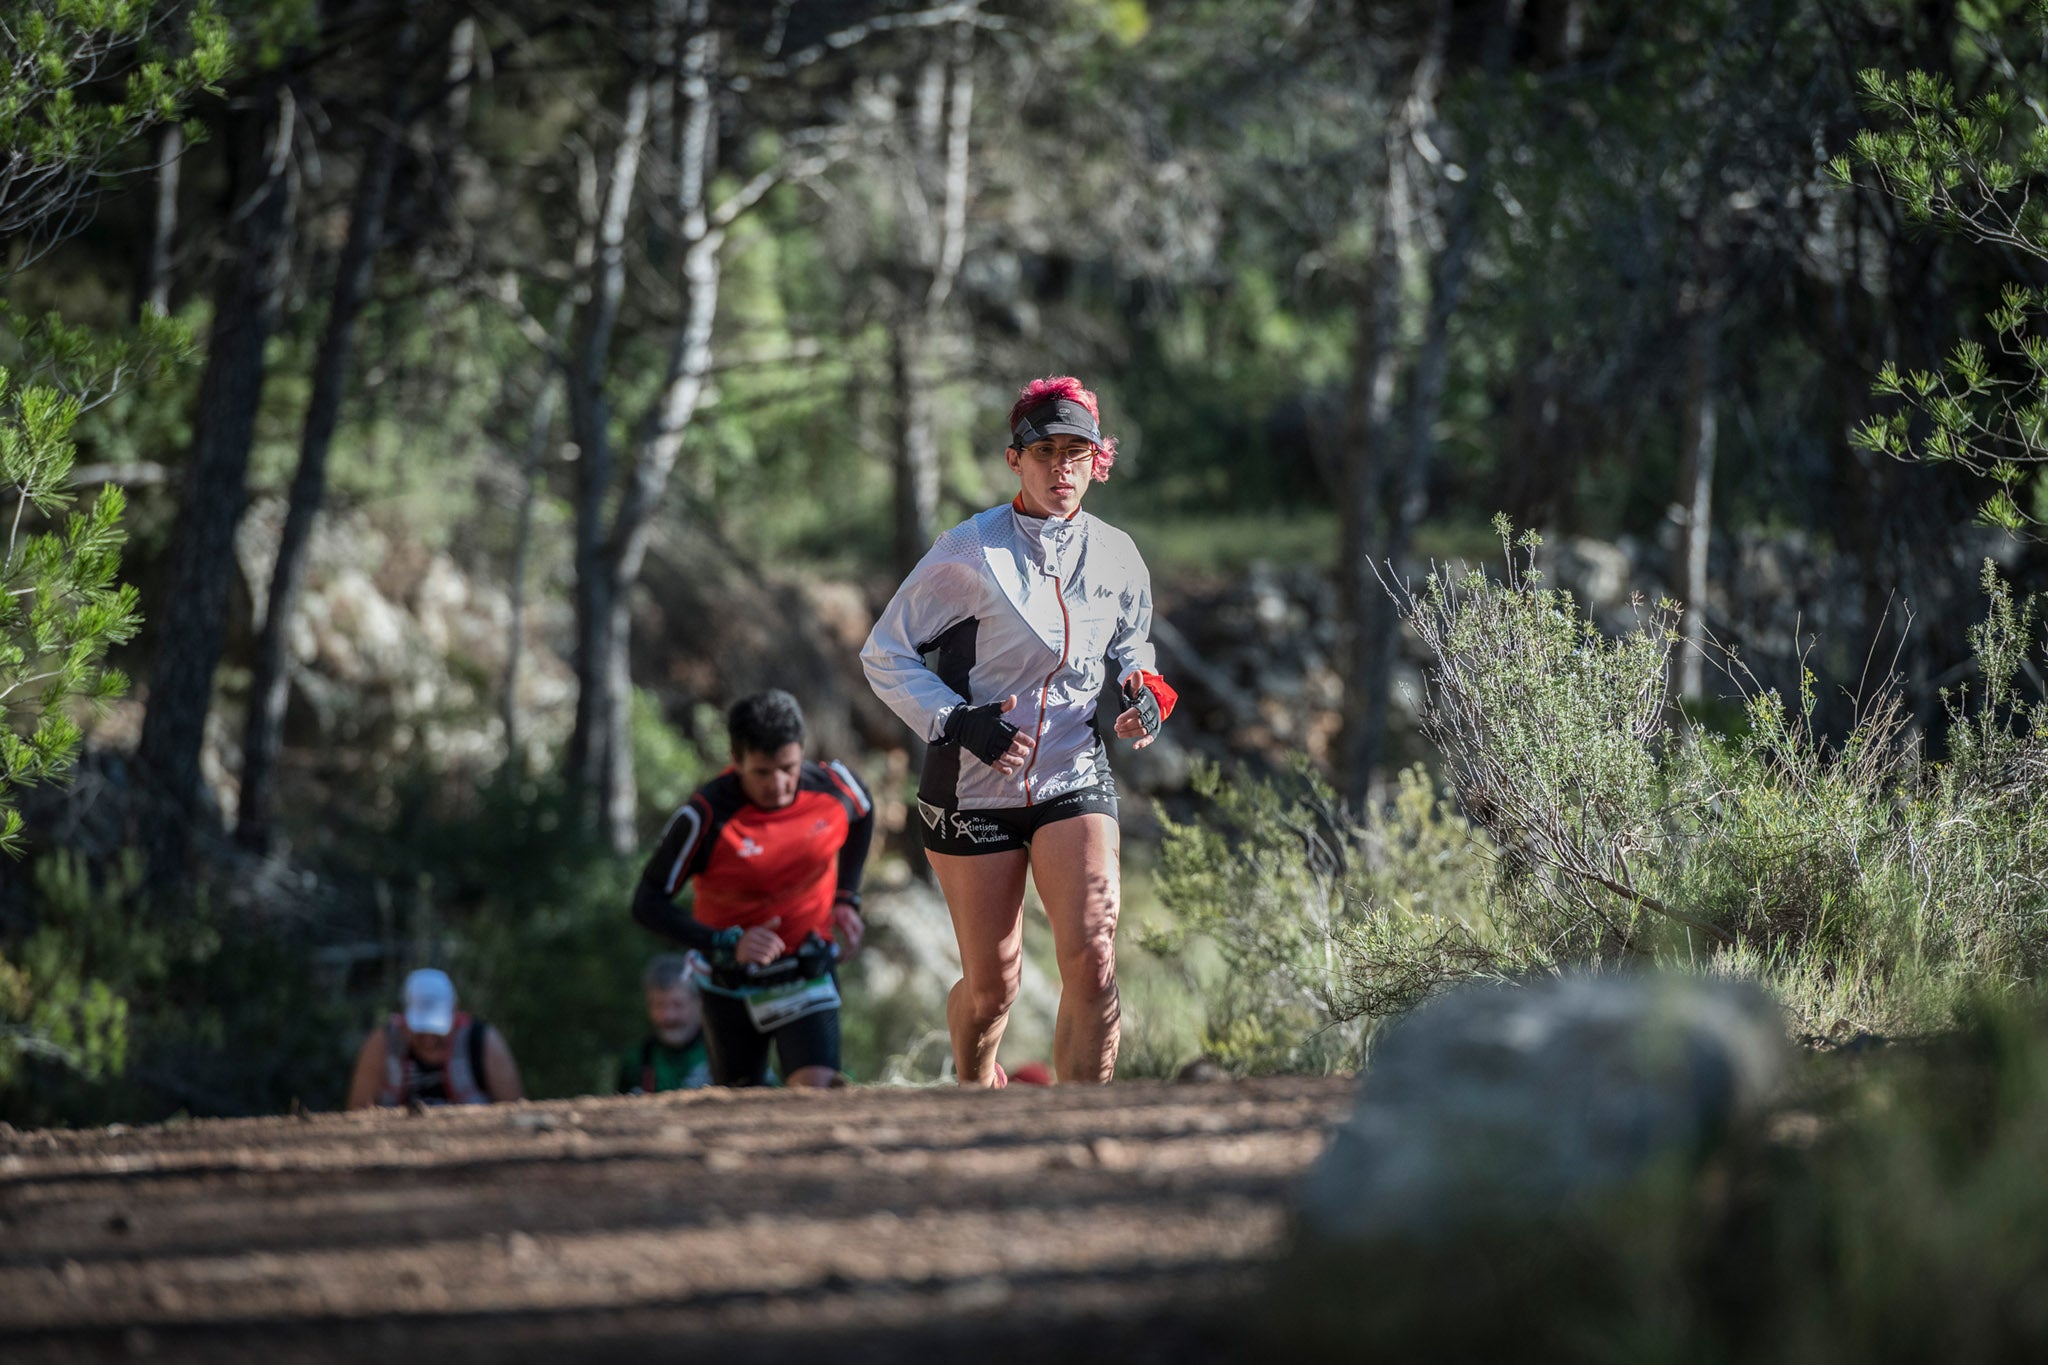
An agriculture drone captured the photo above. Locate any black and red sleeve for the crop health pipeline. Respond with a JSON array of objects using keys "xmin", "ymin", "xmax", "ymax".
[
  {"xmin": 630, "ymin": 784, "xmax": 730, "ymax": 953},
  {"xmin": 813, "ymin": 760, "xmax": 875, "ymax": 901}
]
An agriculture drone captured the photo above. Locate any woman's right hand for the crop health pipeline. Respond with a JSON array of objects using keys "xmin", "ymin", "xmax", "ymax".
[
  {"xmin": 736, "ymin": 917, "xmax": 787, "ymax": 967},
  {"xmin": 947, "ymin": 695, "xmax": 1036, "ymax": 776}
]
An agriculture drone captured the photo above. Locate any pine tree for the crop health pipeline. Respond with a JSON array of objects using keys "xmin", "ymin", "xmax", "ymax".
[
  {"xmin": 1833, "ymin": 8, "xmax": 2048, "ymax": 532},
  {"xmin": 1, "ymin": 0, "xmax": 233, "ymax": 855}
]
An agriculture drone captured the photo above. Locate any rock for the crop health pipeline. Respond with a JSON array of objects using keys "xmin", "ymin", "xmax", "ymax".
[
  {"xmin": 228, "ymin": 495, "xmax": 577, "ymax": 790},
  {"xmin": 1121, "ymin": 728, "xmax": 1191, "ymax": 795},
  {"xmin": 1299, "ymin": 972, "xmax": 1789, "ymax": 1244},
  {"xmin": 1550, "ymin": 535, "xmax": 1632, "ymax": 616}
]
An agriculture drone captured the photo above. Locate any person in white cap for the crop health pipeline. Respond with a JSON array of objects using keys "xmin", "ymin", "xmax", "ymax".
[{"xmin": 344, "ymin": 968, "xmax": 525, "ymax": 1109}]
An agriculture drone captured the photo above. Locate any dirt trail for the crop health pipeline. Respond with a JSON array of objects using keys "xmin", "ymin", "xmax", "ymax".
[{"xmin": 0, "ymin": 1077, "xmax": 1350, "ymax": 1363}]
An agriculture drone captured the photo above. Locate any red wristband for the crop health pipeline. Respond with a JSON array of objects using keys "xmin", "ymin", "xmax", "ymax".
[{"xmin": 1131, "ymin": 670, "xmax": 1178, "ymax": 721}]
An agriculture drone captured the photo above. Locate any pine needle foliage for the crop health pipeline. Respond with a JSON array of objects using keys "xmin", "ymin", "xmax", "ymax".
[
  {"xmin": 1830, "ymin": 10, "xmax": 2048, "ymax": 531},
  {"xmin": 0, "ymin": 0, "xmax": 230, "ymax": 854},
  {"xmin": 0, "ymin": 367, "xmax": 144, "ymax": 857},
  {"xmin": 2, "ymin": 1, "xmax": 236, "ymax": 1100},
  {"xmin": 1, "ymin": 0, "xmax": 233, "ymax": 272}
]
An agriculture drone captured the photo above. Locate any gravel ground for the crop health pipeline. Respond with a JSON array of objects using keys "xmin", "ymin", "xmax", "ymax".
[{"xmin": 0, "ymin": 1076, "xmax": 1351, "ymax": 1363}]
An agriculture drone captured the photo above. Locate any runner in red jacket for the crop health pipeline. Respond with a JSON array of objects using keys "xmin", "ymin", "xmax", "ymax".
[{"xmin": 632, "ymin": 690, "xmax": 874, "ymax": 1088}]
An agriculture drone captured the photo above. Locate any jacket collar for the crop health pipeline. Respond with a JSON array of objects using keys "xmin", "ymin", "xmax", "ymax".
[{"xmin": 982, "ymin": 502, "xmax": 1082, "ymax": 654}]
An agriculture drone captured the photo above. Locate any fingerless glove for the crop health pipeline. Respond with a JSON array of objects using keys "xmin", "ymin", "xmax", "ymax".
[
  {"xmin": 944, "ymin": 701, "xmax": 1020, "ymax": 765},
  {"xmin": 1124, "ymin": 676, "xmax": 1162, "ymax": 737}
]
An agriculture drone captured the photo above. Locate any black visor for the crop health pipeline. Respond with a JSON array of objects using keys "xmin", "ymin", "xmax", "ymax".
[{"xmin": 1010, "ymin": 398, "xmax": 1101, "ymax": 447}]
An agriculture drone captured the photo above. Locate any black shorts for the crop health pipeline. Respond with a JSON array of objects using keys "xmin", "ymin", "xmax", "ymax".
[
  {"xmin": 698, "ymin": 975, "xmax": 840, "ymax": 1085},
  {"xmin": 917, "ymin": 780, "xmax": 1119, "ymax": 857}
]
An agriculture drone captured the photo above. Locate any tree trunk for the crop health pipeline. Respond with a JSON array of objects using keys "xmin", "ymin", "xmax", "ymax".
[
  {"xmin": 1672, "ymin": 312, "xmax": 1718, "ymax": 705},
  {"xmin": 442, "ymin": 16, "xmax": 477, "ymax": 129},
  {"xmin": 1334, "ymin": 16, "xmax": 1438, "ymax": 801},
  {"xmin": 597, "ymin": 13, "xmax": 724, "ymax": 854},
  {"xmin": 1333, "ymin": 191, "xmax": 1404, "ymax": 800},
  {"xmin": 237, "ymin": 27, "xmax": 416, "ymax": 853},
  {"xmin": 891, "ymin": 326, "xmax": 939, "ymax": 576},
  {"xmin": 1359, "ymin": 142, "xmax": 1484, "ymax": 792},
  {"xmin": 1356, "ymin": 0, "xmax": 1512, "ymax": 793},
  {"xmin": 135, "ymin": 123, "xmax": 181, "ymax": 319},
  {"xmin": 566, "ymin": 0, "xmax": 843, "ymax": 851},
  {"xmin": 1498, "ymin": 346, "xmax": 1569, "ymax": 531},
  {"xmin": 137, "ymin": 87, "xmax": 297, "ymax": 886},
  {"xmin": 564, "ymin": 79, "xmax": 651, "ymax": 833},
  {"xmin": 502, "ymin": 373, "xmax": 558, "ymax": 773},
  {"xmin": 890, "ymin": 30, "xmax": 973, "ymax": 580}
]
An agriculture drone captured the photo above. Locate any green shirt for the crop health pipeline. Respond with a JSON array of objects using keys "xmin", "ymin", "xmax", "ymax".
[{"xmin": 617, "ymin": 1032, "xmax": 711, "ymax": 1093}]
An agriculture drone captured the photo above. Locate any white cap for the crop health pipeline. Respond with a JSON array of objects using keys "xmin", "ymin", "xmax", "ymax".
[{"xmin": 403, "ymin": 968, "xmax": 457, "ymax": 1035}]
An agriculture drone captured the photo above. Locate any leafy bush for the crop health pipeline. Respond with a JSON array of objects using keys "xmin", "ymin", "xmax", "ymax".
[
  {"xmin": 335, "ymin": 773, "xmax": 648, "ymax": 1101},
  {"xmin": 1409, "ymin": 524, "xmax": 2048, "ymax": 1036},
  {"xmin": 1, "ymin": 848, "xmax": 348, "ymax": 1126},
  {"xmin": 1147, "ymin": 758, "xmax": 1508, "ymax": 1073},
  {"xmin": 1155, "ymin": 521, "xmax": 2048, "ymax": 1067},
  {"xmin": 0, "ymin": 853, "xmax": 155, "ymax": 1090},
  {"xmin": 2, "ymin": 0, "xmax": 237, "ymax": 854}
]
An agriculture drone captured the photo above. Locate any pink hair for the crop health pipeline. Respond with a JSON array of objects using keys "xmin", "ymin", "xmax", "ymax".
[{"xmin": 1009, "ymin": 375, "xmax": 1118, "ymax": 481}]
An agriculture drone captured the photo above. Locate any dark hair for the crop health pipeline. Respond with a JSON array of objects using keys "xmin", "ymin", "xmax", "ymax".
[{"xmin": 727, "ymin": 689, "xmax": 806, "ymax": 758}]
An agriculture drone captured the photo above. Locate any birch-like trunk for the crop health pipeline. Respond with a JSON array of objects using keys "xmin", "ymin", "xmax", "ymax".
[
  {"xmin": 891, "ymin": 26, "xmax": 973, "ymax": 578},
  {"xmin": 1673, "ymin": 313, "xmax": 1718, "ymax": 705},
  {"xmin": 1357, "ymin": 146, "xmax": 1481, "ymax": 796},
  {"xmin": 565, "ymin": 0, "xmax": 848, "ymax": 851},
  {"xmin": 135, "ymin": 123, "xmax": 181, "ymax": 318},
  {"xmin": 237, "ymin": 16, "xmax": 418, "ymax": 852},
  {"xmin": 593, "ymin": 11, "xmax": 728, "ymax": 854},
  {"xmin": 1333, "ymin": 19, "xmax": 1434, "ymax": 800},
  {"xmin": 1353, "ymin": 0, "xmax": 1514, "ymax": 797},
  {"xmin": 564, "ymin": 79, "xmax": 651, "ymax": 832}
]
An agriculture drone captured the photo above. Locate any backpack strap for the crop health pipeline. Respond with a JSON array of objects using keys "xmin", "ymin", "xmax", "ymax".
[
  {"xmin": 640, "ymin": 1036, "xmax": 658, "ymax": 1094},
  {"xmin": 467, "ymin": 1018, "xmax": 491, "ymax": 1094}
]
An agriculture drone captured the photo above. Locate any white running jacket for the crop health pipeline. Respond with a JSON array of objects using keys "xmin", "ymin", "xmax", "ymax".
[{"xmin": 862, "ymin": 502, "xmax": 1158, "ymax": 810}]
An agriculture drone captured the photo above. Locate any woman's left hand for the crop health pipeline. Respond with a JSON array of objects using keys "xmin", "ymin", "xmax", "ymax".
[{"xmin": 1113, "ymin": 706, "xmax": 1157, "ymax": 750}]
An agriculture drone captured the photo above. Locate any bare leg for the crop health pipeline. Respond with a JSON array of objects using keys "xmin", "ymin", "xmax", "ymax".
[
  {"xmin": 929, "ymin": 847, "xmax": 1030, "ymax": 1086},
  {"xmin": 785, "ymin": 1066, "xmax": 840, "ymax": 1089},
  {"xmin": 1029, "ymin": 813, "xmax": 1121, "ymax": 1084}
]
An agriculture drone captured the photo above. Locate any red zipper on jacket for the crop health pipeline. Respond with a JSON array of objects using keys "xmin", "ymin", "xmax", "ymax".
[{"xmin": 1019, "ymin": 572, "xmax": 1069, "ymax": 806}]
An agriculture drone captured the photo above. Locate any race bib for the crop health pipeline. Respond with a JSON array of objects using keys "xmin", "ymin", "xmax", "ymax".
[{"xmin": 742, "ymin": 973, "xmax": 840, "ymax": 1033}]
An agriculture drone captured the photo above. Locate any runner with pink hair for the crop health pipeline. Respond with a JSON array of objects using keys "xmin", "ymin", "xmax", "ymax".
[{"xmin": 863, "ymin": 375, "xmax": 1177, "ymax": 1086}]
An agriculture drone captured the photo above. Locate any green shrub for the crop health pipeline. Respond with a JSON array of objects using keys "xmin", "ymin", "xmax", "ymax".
[
  {"xmin": 1155, "ymin": 522, "xmax": 2048, "ymax": 1068},
  {"xmin": 1147, "ymin": 758, "xmax": 1510, "ymax": 1073},
  {"xmin": 1405, "ymin": 524, "xmax": 2047, "ymax": 1037},
  {"xmin": 348, "ymin": 775, "xmax": 655, "ymax": 1100},
  {"xmin": 2, "ymin": 853, "xmax": 157, "ymax": 1090},
  {"xmin": 1, "ymin": 849, "xmax": 347, "ymax": 1126}
]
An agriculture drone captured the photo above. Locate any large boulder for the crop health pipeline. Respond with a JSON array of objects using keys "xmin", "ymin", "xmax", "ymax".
[{"xmin": 1300, "ymin": 971, "xmax": 1790, "ymax": 1244}]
